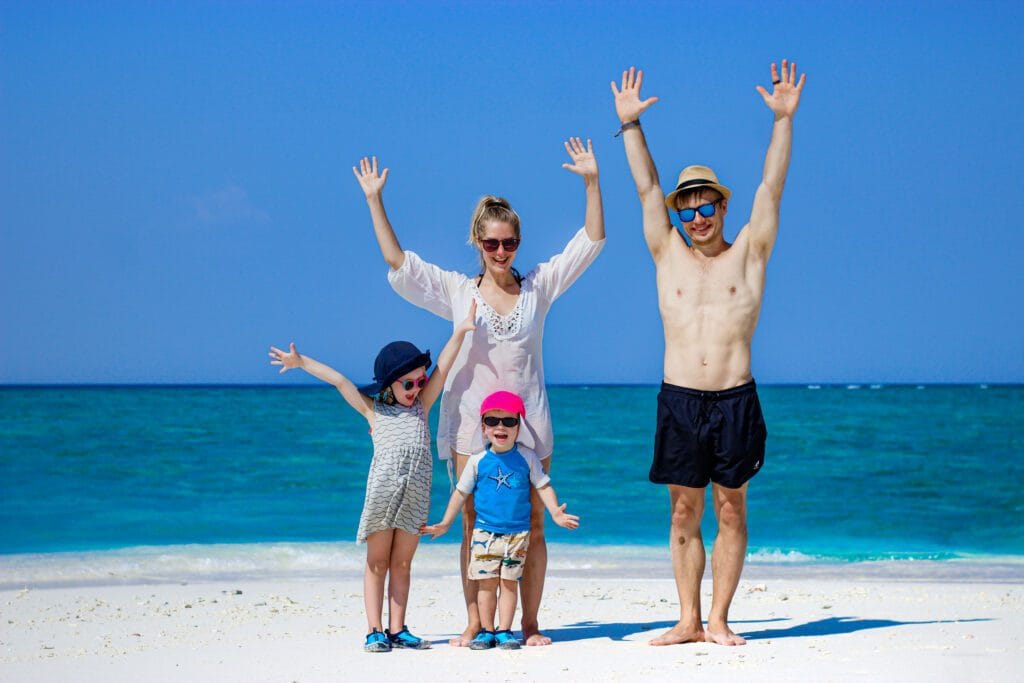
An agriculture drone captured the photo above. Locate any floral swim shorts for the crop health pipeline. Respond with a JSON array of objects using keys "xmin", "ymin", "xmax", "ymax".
[{"xmin": 468, "ymin": 528, "xmax": 531, "ymax": 581}]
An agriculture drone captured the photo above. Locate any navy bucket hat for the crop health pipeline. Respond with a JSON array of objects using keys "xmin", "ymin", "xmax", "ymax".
[{"xmin": 359, "ymin": 341, "xmax": 432, "ymax": 397}]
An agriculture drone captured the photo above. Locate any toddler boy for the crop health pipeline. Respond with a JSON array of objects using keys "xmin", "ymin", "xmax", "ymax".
[{"xmin": 420, "ymin": 390, "xmax": 579, "ymax": 650}]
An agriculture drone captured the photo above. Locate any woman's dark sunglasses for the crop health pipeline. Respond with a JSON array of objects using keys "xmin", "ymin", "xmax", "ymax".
[
  {"xmin": 482, "ymin": 416, "xmax": 520, "ymax": 427},
  {"xmin": 480, "ymin": 238, "xmax": 520, "ymax": 253},
  {"xmin": 398, "ymin": 377, "xmax": 428, "ymax": 391},
  {"xmin": 676, "ymin": 201, "xmax": 719, "ymax": 223}
]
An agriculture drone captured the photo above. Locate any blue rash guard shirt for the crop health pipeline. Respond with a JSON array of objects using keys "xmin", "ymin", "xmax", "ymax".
[{"xmin": 455, "ymin": 444, "xmax": 550, "ymax": 534}]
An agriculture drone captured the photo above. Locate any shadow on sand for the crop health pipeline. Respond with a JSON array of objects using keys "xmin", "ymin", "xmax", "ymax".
[
  {"xmin": 540, "ymin": 618, "xmax": 786, "ymax": 643},
  {"xmin": 535, "ymin": 616, "xmax": 993, "ymax": 644},
  {"xmin": 742, "ymin": 615, "xmax": 993, "ymax": 640}
]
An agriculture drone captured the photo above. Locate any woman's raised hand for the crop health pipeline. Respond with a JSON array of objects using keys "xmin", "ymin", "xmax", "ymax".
[
  {"xmin": 561, "ymin": 137, "xmax": 598, "ymax": 181},
  {"xmin": 268, "ymin": 343, "xmax": 304, "ymax": 373},
  {"xmin": 352, "ymin": 156, "xmax": 389, "ymax": 198}
]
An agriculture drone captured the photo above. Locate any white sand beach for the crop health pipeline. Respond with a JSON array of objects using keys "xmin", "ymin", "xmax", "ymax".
[{"xmin": 2, "ymin": 544, "xmax": 1021, "ymax": 682}]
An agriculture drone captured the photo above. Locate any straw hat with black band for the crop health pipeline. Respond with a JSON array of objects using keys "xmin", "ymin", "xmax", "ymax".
[{"xmin": 664, "ymin": 165, "xmax": 732, "ymax": 210}]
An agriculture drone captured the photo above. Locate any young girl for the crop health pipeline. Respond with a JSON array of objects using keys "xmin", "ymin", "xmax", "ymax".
[{"xmin": 268, "ymin": 301, "xmax": 476, "ymax": 652}]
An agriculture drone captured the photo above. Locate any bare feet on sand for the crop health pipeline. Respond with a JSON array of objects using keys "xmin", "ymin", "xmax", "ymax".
[
  {"xmin": 704, "ymin": 625, "xmax": 747, "ymax": 646},
  {"xmin": 649, "ymin": 623, "xmax": 705, "ymax": 646},
  {"xmin": 449, "ymin": 627, "xmax": 476, "ymax": 647},
  {"xmin": 522, "ymin": 628, "xmax": 552, "ymax": 647}
]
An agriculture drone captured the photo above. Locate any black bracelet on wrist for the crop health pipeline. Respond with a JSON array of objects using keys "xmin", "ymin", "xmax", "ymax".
[{"xmin": 614, "ymin": 120, "xmax": 641, "ymax": 137}]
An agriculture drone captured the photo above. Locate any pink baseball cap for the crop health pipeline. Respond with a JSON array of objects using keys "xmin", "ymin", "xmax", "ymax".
[{"xmin": 479, "ymin": 390, "xmax": 525, "ymax": 417}]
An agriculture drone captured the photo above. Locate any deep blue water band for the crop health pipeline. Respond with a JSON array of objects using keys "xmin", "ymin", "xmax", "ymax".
[{"xmin": 1, "ymin": 385, "xmax": 1022, "ymax": 559}]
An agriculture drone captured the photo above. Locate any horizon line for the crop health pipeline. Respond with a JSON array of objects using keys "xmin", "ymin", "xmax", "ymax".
[{"xmin": 1, "ymin": 382, "xmax": 1021, "ymax": 389}]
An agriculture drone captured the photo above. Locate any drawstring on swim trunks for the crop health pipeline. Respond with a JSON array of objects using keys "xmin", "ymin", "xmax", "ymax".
[{"xmin": 697, "ymin": 392, "xmax": 715, "ymax": 424}]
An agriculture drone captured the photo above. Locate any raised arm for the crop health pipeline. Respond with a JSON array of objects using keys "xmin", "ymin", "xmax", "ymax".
[
  {"xmin": 419, "ymin": 300, "xmax": 477, "ymax": 411},
  {"xmin": 747, "ymin": 60, "xmax": 806, "ymax": 262},
  {"xmin": 561, "ymin": 137, "xmax": 605, "ymax": 242},
  {"xmin": 269, "ymin": 343, "xmax": 374, "ymax": 422},
  {"xmin": 536, "ymin": 484, "xmax": 579, "ymax": 530},
  {"xmin": 611, "ymin": 67, "xmax": 673, "ymax": 258},
  {"xmin": 353, "ymin": 156, "xmax": 405, "ymax": 270}
]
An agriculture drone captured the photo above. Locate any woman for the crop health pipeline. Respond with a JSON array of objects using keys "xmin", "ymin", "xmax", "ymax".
[{"xmin": 352, "ymin": 137, "xmax": 604, "ymax": 646}]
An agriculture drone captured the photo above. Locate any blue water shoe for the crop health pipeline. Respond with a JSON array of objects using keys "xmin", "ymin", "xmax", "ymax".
[
  {"xmin": 364, "ymin": 628, "xmax": 392, "ymax": 653},
  {"xmin": 494, "ymin": 629, "xmax": 521, "ymax": 650},
  {"xmin": 387, "ymin": 626, "xmax": 431, "ymax": 650},
  {"xmin": 469, "ymin": 630, "xmax": 496, "ymax": 650}
]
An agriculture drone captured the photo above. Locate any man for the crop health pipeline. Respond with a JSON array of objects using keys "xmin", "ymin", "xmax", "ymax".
[{"xmin": 611, "ymin": 61, "xmax": 805, "ymax": 646}]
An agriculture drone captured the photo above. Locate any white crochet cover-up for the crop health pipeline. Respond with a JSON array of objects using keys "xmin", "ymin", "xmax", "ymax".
[
  {"xmin": 355, "ymin": 399, "xmax": 432, "ymax": 543},
  {"xmin": 388, "ymin": 226, "xmax": 604, "ymax": 460}
]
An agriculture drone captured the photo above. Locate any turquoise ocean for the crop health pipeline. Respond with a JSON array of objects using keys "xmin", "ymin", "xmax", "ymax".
[{"xmin": 1, "ymin": 385, "xmax": 1022, "ymax": 580}]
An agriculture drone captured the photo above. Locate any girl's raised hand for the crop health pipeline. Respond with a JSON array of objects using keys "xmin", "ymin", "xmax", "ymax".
[
  {"xmin": 269, "ymin": 343, "xmax": 304, "ymax": 373},
  {"xmin": 561, "ymin": 137, "xmax": 598, "ymax": 181},
  {"xmin": 352, "ymin": 156, "xmax": 389, "ymax": 198},
  {"xmin": 456, "ymin": 299, "xmax": 478, "ymax": 336}
]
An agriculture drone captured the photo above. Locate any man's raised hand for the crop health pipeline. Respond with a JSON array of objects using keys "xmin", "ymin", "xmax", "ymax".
[
  {"xmin": 611, "ymin": 67, "xmax": 660, "ymax": 124},
  {"xmin": 755, "ymin": 59, "xmax": 806, "ymax": 120},
  {"xmin": 352, "ymin": 156, "xmax": 389, "ymax": 198}
]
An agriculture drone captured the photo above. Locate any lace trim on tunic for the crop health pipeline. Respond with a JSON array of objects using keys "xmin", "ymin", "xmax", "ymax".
[{"xmin": 473, "ymin": 290, "xmax": 524, "ymax": 341}]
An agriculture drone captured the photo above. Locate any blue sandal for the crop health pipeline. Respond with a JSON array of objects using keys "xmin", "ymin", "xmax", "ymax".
[
  {"xmin": 469, "ymin": 630, "xmax": 496, "ymax": 650},
  {"xmin": 495, "ymin": 629, "xmax": 521, "ymax": 650},
  {"xmin": 387, "ymin": 625, "xmax": 431, "ymax": 650},
  {"xmin": 364, "ymin": 628, "xmax": 392, "ymax": 653}
]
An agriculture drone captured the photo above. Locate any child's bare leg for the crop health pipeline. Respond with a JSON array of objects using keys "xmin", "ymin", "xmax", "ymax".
[
  {"xmin": 475, "ymin": 578, "xmax": 499, "ymax": 632},
  {"xmin": 386, "ymin": 529, "xmax": 420, "ymax": 632},
  {"xmin": 452, "ymin": 450, "xmax": 481, "ymax": 645},
  {"xmin": 363, "ymin": 529, "xmax": 394, "ymax": 631},
  {"xmin": 497, "ymin": 578, "xmax": 519, "ymax": 631}
]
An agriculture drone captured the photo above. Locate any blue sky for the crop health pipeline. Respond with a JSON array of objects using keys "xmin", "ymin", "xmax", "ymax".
[{"xmin": 2, "ymin": 1, "xmax": 1022, "ymax": 384}]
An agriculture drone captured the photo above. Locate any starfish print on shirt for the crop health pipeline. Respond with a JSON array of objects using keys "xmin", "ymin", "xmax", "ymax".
[{"xmin": 488, "ymin": 465, "xmax": 515, "ymax": 491}]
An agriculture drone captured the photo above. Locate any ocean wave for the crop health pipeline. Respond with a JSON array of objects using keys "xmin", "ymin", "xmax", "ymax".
[
  {"xmin": 746, "ymin": 548, "xmax": 822, "ymax": 563},
  {"xmin": 4, "ymin": 542, "xmax": 1023, "ymax": 589},
  {"xmin": 0, "ymin": 542, "xmax": 367, "ymax": 589}
]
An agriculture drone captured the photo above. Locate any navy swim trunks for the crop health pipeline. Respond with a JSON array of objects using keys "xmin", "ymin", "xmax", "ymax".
[{"xmin": 650, "ymin": 381, "xmax": 767, "ymax": 489}]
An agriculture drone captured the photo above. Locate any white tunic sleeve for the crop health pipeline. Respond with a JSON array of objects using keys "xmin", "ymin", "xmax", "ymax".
[
  {"xmin": 387, "ymin": 250, "xmax": 468, "ymax": 322},
  {"xmin": 529, "ymin": 227, "xmax": 605, "ymax": 303}
]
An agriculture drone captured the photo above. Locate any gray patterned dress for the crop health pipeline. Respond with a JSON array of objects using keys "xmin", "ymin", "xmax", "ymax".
[{"xmin": 356, "ymin": 399, "xmax": 433, "ymax": 543}]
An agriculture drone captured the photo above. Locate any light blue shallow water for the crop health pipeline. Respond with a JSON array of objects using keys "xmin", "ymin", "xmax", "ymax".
[{"xmin": 1, "ymin": 385, "xmax": 1022, "ymax": 561}]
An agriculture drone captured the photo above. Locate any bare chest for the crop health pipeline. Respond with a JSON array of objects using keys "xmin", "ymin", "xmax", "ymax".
[{"xmin": 657, "ymin": 250, "xmax": 762, "ymax": 322}]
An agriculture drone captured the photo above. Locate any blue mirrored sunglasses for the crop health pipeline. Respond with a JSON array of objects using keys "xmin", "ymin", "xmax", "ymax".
[{"xmin": 676, "ymin": 201, "xmax": 719, "ymax": 223}]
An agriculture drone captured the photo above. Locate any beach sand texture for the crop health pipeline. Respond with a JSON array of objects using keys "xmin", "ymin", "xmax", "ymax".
[{"xmin": 2, "ymin": 562, "xmax": 1021, "ymax": 682}]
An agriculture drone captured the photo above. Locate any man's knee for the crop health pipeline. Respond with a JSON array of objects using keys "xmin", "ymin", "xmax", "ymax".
[
  {"xmin": 670, "ymin": 498, "xmax": 704, "ymax": 530},
  {"xmin": 716, "ymin": 499, "xmax": 747, "ymax": 535}
]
